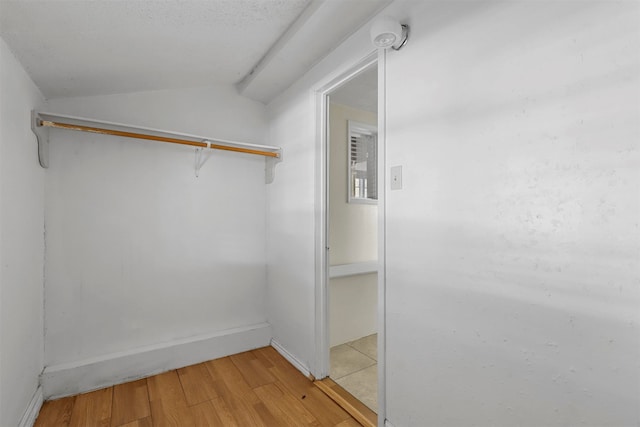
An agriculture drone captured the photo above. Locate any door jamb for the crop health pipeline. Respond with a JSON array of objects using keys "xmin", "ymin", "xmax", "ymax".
[{"xmin": 313, "ymin": 49, "xmax": 387, "ymax": 426}]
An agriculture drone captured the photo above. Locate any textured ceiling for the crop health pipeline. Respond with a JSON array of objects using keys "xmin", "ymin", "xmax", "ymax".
[
  {"xmin": 0, "ymin": 0, "xmax": 311, "ymax": 98},
  {"xmin": 0, "ymin": 0, "xmax": 393, "ymax": 102}
]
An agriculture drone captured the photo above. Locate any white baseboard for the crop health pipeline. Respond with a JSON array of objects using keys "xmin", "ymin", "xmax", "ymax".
[
  {"xmin": 270, "ymin": 339, "xmax": 312, "ymax": 379},
  {"xmin": 42, "ymin": 322, "xmax": 271, "ymax": 399},
  {"xmin": 18, "ymin": 386, "xmax": 43, "ymax": 427}
]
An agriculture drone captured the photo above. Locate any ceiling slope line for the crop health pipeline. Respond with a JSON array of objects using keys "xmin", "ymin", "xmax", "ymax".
[
  {"xmin": 237, "ymin": 0, "xmax": 393, "ymax": 104},
  {"xmin": 236, "ymin": 0, "xmax": 325, "ymax": 94}
]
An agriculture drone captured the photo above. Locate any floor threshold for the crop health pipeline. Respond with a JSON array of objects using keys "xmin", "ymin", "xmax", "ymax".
[{"xmin": 314, "ymin": 377, "xmax": 377, "ymax": 427}]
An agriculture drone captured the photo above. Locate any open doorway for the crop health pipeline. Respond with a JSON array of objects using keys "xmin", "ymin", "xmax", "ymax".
[
  {"xmin": 327, "ymin": 63, "xmax": 379, "ymax": 412},
  {"xmin": 314, "ymin": 51, "xmax": 384, "ymax": 426}
]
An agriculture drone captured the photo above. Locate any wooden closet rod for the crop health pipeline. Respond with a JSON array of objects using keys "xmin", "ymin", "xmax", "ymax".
[{"xmin": 40, "ymin": 120, "xmax": 280, "ymax": 158}]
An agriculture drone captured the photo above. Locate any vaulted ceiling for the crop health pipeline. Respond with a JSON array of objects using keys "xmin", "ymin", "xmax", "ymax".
[{"xmin": 0, "ymin": 0, "xmax": 391, "ymax": 103}]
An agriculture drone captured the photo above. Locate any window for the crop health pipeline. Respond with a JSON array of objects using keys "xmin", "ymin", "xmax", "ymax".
[{"xmin": 348, "ymin": 121, "xmax": 377, "ymax": 204}]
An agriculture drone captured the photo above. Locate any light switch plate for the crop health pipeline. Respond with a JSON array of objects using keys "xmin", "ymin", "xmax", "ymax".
[{"xmin": 390, "ymin": 165, "xmax": 402, "ymax": 190}]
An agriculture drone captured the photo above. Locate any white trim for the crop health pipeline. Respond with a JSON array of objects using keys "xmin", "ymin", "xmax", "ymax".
[
  {"xmin": 314, "ymin": 85, "xmax": 330, "ymax": 379},
  {"xmin": 270, "ymin": 339, "xmax": 312, "ymax": 379},
  {"xmin": 377, "ymin": 47, "xmax": 388, "ymax": 427},
  {"xmin": 329, "ymin": 261, "xmax": 378, "ymax": 278},
  {"xmin": 315, "ymin": 50, "xmax": 390, "ymax": 423},
  {"xmin": 314, "ymin": 51, "xmax": 379, "ymax": 381},
  {"xmin": 18, "ymin": 386, "xmax": 43, "ymax": 427},
  {"xmin": 384, "ymin": 420, "xmax": 396, "ymax": 427},
  {"xmin": 41, "ymin": 322, "xmax": 271, "ymax": 399}
]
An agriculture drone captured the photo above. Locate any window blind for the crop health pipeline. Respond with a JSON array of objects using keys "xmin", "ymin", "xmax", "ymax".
[{"xmin": 349, "ymin": 124, "xmax": 377, "ymax": 201}]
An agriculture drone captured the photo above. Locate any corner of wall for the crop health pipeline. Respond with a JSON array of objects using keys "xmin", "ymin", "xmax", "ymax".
[{"xmin": 0, "ymin": 35, "xmax": 46, "ymax": 427}]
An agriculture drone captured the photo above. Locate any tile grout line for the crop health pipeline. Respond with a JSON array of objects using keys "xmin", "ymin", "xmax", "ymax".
[
  {"xmin": 335, "ymin": 362, "xmax": 378, "ymax": 384},
  {"xmin": 332, "ymin": 337, "xmax": 379, "ymax": 413},
  {"xmin": 330, "ymin": 353, "xmax": 375, "ymax": 380},
  {"xmin": 345, "ymin": 334, "xmax": 378, "ymax": 362},
  {"xmin": 330, "ymin": 336, "xmax": 378, "ymax": 383},
  {"xmin": 345, "ymin": 343, "xmax": 377, "ymax": 364}
]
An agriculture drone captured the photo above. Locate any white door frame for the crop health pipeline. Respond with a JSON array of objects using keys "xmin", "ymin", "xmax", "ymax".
[{"xmin": 313, "ymin": 49, "xmax": 387, "ymax": 426}]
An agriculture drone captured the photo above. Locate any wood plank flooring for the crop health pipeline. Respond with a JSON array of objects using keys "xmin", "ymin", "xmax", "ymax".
[{"xmin": 35, "ymin": 346, "xmax": 362, "ymax": 427}]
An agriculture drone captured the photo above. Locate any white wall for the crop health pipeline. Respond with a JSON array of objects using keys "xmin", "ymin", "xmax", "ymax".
[
  {"xmin": 384, "ymin": 2, "xmax": 639, "ymax": 426},
  {"xmin": 329, "ymin": 102, "xmax": 377, "ymax": 347},
  {"xmin": 266, "ymin": 25, "xmax": 377, "ymax": 372},
  {"xmin": 330, "ymin": 273, "xmax": 377, "ymax": 347},
  {"xmin": 266, "ymin": 89, "xmax": 318, "ymax": 369},
  {"xmin": 329, "ymin": 102, "xmax": 377, "ymax": 266},
  {"xmin": 42, "ymin": 86, "xmax": 270, "ymax": 394},
  {"xmin": 0, "ymin": 37, "xmax": 45, "ymax": 426},
  {"xmin": 268, "ymin": 1, "xmax": 640, "ymax": 426}
]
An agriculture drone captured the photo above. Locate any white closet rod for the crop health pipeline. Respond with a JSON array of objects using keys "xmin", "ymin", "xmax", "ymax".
[
  {"xmin": 31, "ymin": 111, "xmax": 283, "ymax": 182},
  {"xmin": 33, "ymin": 111, "xmax": 281, "ymax": 158}
]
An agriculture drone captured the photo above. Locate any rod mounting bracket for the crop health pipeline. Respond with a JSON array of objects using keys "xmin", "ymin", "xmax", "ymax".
[
  {"xmin": 265, "ymin": 155, "xmax": 282, "ymax": 184},
  {"xmin": 31, "ymin": 110, "xmax": 50, "ymax": 168},
  {"xmin": 194, "ymin": 140, "xmax": 214, "ymax": 177}
]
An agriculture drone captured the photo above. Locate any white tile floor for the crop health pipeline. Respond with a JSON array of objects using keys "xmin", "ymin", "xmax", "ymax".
[{"xmin": 330, "ymin": 333, "xmax": 378, "ymax": 412}]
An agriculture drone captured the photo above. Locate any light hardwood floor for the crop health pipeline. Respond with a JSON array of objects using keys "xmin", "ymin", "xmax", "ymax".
[{"xmin": 34, "ymin": 346, "xmax": 362, "ymax": 427}]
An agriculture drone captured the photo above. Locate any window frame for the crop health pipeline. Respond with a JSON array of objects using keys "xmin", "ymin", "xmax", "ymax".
[{"xmin": 347, "ymin": 120, "xmax": 378, "ymax": 205}]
